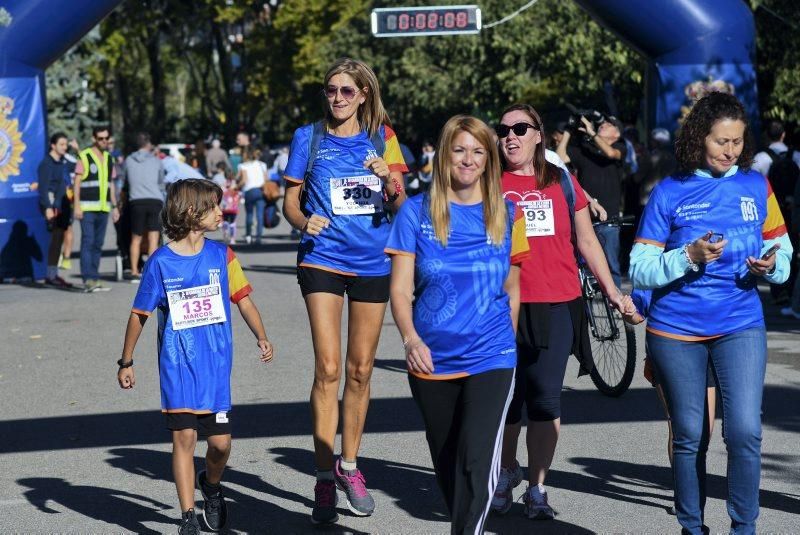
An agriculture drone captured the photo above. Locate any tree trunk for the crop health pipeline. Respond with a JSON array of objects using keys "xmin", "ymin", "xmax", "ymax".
[
  {"xmin": 145, "ymin": 27, "xmax": 166, "ymax": 141},
  {"xmin": 211, "ymin": 19, "xmax": 238, "ymax": 145}
]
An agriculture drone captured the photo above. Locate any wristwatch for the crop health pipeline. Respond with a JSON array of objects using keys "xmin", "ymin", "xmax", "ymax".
[
  {"xmin": 117, "ymin": 358, "xmax": 133, "ymax": 368},
  {"xmin": 683, "ymin": 244, "xmax": 699, "ymax": 272}
]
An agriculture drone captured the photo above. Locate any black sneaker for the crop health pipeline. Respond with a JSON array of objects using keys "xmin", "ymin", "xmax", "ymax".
[
  {"xmin": 196, "ymin": 470, "xmax": 228, "ymax": 532},
  {"xmin": 179, "ymin": 509, "xmax": 201, "ymax": 535},
  {"xmin": 311, "ymin": 479, "xmax": 338, "ymax": 524}
]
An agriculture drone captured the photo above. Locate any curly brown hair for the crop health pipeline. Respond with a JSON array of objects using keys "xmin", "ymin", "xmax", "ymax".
[
  {"xmin": 674, "ymin": 92, "xmax": 754, "ymax": 176},
  {"xmin": 162, "ymin": 179, "xmax": 222, "ymax": 241}
]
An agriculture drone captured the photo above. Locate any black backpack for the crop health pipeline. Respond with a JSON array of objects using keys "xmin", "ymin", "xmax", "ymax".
[{"xmin": 765, "ymin": 148, "xmax": 800, "ymax": 207}]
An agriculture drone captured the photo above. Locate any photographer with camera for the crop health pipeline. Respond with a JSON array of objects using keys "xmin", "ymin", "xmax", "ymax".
[{"xmin": 557, "ymin": 111, "xmax": 627, "ymax": 286}]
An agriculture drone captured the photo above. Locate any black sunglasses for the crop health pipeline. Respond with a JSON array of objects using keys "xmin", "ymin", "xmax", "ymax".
[{"xmin": 495, "ymin": 122, "xmax": 540, "ymax": 138}]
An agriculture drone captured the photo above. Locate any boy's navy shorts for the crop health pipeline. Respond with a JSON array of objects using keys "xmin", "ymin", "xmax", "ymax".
[{"xmin": 165, "ymin": 411, "xmax": 231, "ymax": 437}]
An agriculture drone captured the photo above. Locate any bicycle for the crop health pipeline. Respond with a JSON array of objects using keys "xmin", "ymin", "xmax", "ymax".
[{"xmin": 579, "ymin": 214, "xmax": 637, "ymax": 397}]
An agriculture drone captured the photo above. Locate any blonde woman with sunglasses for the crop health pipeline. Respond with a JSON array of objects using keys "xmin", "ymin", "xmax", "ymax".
[{"xmin": 282, "ymin": 57, "xmax": 408, "ymax": 524}]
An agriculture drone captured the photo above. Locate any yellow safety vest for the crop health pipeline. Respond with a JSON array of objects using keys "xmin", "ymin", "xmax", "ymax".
[{"xmin": 78, "ymin": 147, "xmax": 113, "ymax": 212}]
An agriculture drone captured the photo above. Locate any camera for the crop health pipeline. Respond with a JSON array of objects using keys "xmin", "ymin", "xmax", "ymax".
[{"xmin": 565, "ymin": 105, "xmax": 606, "ymax": 134}]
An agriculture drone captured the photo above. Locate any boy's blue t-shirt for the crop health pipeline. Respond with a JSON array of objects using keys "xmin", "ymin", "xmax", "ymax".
[
  {"xmin": 284, "ymin": 123, "xmax": 408, "ymax": 276},
  {"xmin": 635, "ymin": 168, "xmax": 786, "ymax": 338},
  {"xmin": 385, "ymin": 195, "xmax": 529, "ymax": 378},
  {"xmin": 631, "ymin": 289, "xmax": 651, "ymax": 318},
  {"xmin": 132, "ymin": 239, "xmax": 252, "ymax": 413}
]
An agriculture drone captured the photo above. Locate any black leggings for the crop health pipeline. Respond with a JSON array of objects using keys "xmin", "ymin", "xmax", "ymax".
[
  {"xmin": 408, "ymin": 368, "xmax": 514, "ymax": 535},
  {"xmin": 507, "ymin": 303, "xmax": 573, "ymax": 423}
]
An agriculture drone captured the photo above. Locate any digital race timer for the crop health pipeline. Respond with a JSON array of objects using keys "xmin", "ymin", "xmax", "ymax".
[{"xmin": 371, "ymin": 5, "xmax": 481, "ymax": 37}]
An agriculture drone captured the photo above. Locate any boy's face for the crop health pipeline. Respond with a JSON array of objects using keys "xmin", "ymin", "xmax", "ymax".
[{"xmin": 199, "ymin": 204, "xmax": 223, "ymax": 232}]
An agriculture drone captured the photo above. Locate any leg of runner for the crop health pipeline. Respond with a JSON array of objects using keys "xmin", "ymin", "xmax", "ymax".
[
  {"xmin": 146, "ymin": 230, "xmax": 160, "ymax": 261},
  {"xmin": 172, "ymin": 428, "xmax": 198, "ymax": 513},
  {"xmin": 305, "ymin": 292, "xmax": 345, "ymax": 471},
  {"xmin": 130, "ymin": 233, "xmax": 143, "ymax": 276},
  {"xmin": 335, "ymin": 299, "xmax": 386, "ymax": 516}
]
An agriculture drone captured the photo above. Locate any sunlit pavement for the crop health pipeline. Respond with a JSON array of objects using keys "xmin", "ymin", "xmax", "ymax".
[{"xmin": 2, "ymin": 217, "xmax": 798, "ymax": 534}]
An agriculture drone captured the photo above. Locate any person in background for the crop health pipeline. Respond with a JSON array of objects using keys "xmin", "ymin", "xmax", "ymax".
[
  {"xmin": 236, "ymin": 146, "xmax": 269, "ymax": 245},
  {"xmin": 123, "ymin": 132, "xmax": 165, "ymax": 283},
  {"xmin": 191, "ymin": 139, "xmax": 209, "ymax": 178},
  {"xmin": 417, "ymin": 141, "xmax": 435, "ymax": 193},
  {"xmin": 629, "ymin": 92, "xmax": 792, "ymax": 534},
  {"xmin": 211, "ymin": 161, "xmax": 229, "ymax": 189},
  {"xmin": 229, "ymin": 132, "xmax": 250, "ymax": 175},
  {"xmin": 220, "ymin": 168, "xmax": 241, "ymax": 245},
  {"xmin": 206, "ymin": 139, "xmax": 231, "ymax": 176},
  {"xmin": 73, "ymin": 126, "xmax": 120, "ymax": 293},
  {"xmin": 59, "ymin": 138, "xmax": 80, "ymax": 271},
  {"xmin": 38, "ymin": 132, "xmax": 74, "ymax": 288}
]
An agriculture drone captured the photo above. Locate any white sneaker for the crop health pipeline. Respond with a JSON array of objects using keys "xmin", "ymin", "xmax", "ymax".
[
  {"xmin": 491, "ymin": 461, "xmax": 524, "ymax": 514},
  {"xmin": 523, "ymin": 485, "xmax": 555, "ymax": 520}
]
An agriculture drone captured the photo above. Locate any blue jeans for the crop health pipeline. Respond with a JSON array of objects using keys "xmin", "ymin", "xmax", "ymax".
[
  {"xmin": 647, "ymin": 327, "xmax": 766, "ymax": 535},
  {"xmin": 595, "ymin": 224, "xmax": 621, "ymax": 287},
  {"xmin": 79, "ymin": 211, "xmax": 109, "ymax": 282},
  {"xmin": 244, "ymin": 188, "xmax": 265, "ymax": 241}
]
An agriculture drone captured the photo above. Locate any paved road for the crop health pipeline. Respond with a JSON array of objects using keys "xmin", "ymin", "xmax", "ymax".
[{"xmin": 1, "ymin": 218, "xmax": 799, "ymax": 534}]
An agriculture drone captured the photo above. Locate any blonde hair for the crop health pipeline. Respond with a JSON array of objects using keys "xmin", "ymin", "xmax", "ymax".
[
  {"xmin": 429, "ymin": 115, "xmax": 507, "ymax": 247},
  {"xmin": 323, "ymin": 58, "xmax": 390, "ymax": 136}
]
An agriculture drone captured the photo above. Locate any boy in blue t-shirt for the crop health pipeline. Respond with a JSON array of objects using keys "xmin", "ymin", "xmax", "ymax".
[{"xmin": 116, "ymin": 179, "xmax": 274, "ymax": 533}]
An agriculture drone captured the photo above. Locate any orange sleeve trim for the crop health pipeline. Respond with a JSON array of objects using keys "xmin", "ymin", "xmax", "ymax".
[
  {"xmin": 284, "ymin": 175, "xmax": 304, "ymax": 184},
  {"xmin": 131, "ymin": 308, "xmax": 152, "ymax": 316},
  {"xmin": 298, "ymin": 263, "xmax": 358, "ymax": 277},
  {"xmin": 409, "ymin": 370, "xmax": 470, "ymax": 381},
  {"xmin": 161, "ymin": 408, "xmax": 215, "ymax": 414},
  {"xmin": 384, "ymin": 247, "xmax": 415, "ymax": 258},
  {"xmin": 388, "ymin": 163, "xmax": 409, "ymax": 173},
  {"xmin": 634, "ymin": 238, "xmax": 666, "ymax": 248},
  {"xmin": 510, "ymin": 252, "xmax": 529, "ymax": 266},
  {"xmin": 763, "ymin": 225, "xmax": 787, "ymax": 240},
  {"xmin": 646, "ymin": 326, "xmax": 722, "ymax": 342},
  {"xmin": 230, "ymin": 285, "xmax": 252, "ymax": 304}
]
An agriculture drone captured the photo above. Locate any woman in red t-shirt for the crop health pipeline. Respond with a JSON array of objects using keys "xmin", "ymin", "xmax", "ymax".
[{"xmin": 491, "ymin": 103, "xmax": 629, "ymax": 520}]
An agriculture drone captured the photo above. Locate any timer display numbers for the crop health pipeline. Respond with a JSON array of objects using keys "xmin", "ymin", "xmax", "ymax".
[{"xmin": 371, "ymin": 5, "xmax": 481, "ymax": 37}]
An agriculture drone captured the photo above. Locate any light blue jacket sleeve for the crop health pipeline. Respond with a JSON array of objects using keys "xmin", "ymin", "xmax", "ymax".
[
  {"xmin": 761, "ymin": 234, "xmax": 793, "ymax": 284},
  {"xmin": 628, "ymin": 242, "xmax": 692, "ymax": 290}
]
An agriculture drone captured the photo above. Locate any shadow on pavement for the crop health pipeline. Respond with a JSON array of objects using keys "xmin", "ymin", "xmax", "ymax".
[
  {"xmin": 3, "ymin": 384, "xmax": 799, "ymax": 454},
  {"xmin": 104, "ymin": 447, "xmax": 361, "ymax": 534},
  {"xmin": 564, "ymin": 457, "xmax": 800, "ymax": 516},
  {"xmin": 270, "ymin": 446, "xmax": 448, "ymax": 523},
  {"xmin": 16, "ymin": 477, "xmax": 172, "ymax": 534}
]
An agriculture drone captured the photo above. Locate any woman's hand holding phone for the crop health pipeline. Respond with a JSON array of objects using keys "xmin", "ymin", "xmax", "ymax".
[
  {"xmin": 687, "ymin": 230, "xmax": 727, "ymax": 264},
  {"xmin": 746, "ymin": 244, "xmax": 780, "ymax": 277}
]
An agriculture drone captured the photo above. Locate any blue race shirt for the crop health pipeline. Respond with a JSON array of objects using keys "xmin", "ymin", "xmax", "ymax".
[
  {"xmin": 284, "ymin": 123, "xmax": 408, "ymax": 276},
  {"xmin": 132, "ymin": 239, "xmax": 252, "ymax": 413},
  {"xmin": 635, "ymin": 168, "xmax": 787, "ymax": 339},
  {"xmin": 385, "ymin": 195, "xmax": 529, "ymax": 378}
]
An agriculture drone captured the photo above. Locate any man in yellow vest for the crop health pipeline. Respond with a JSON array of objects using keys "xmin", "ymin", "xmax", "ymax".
[{"xmin": 73, "ymin": 126, "xmax": 120, "ymax": 292}]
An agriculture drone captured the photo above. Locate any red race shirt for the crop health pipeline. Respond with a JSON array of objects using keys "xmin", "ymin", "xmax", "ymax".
[{"xmin": 502, "ymin": 170, "xmax": 588, "ymax": 303}]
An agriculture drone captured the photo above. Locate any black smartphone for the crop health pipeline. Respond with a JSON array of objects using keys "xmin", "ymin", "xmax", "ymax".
[
  {"xmin": 761, "ymin": 244, "xmax": 780, "ymax": 260},
  {"xmin": 708, "ymin": 232, "xmax": 724, "ymax": 244}
]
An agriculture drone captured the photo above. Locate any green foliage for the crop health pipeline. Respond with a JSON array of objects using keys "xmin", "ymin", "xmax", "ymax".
[
  {"xmin": 47, "ymin": 0, "xmax": 649, "ymax": 150},
  {"xmin": 45, "ymin": 30, "xmax": 105, "ymax": 144},
  {"xmin": 749, "ymin": 0, "xmax": 800, "ymax": 128}
]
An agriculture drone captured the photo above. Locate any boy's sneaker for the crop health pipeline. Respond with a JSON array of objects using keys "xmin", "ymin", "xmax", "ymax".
[
  {"xmin": 491, "ymin": 461, "xmax": 524, "ymax": 514},
  {"xmin": 311, "ymin": 479, "xmax": 338, "ymax": 524},
  {"xmin": 334, "ymin": 458, "xmax": 375, "ymax": 516},
  {"xmin": 196, "ymin": 470, "xmax": 228, "ymax": 532},
  {"xmin": 523, "ymin": 485, "xmax": 555, "ymax": 520},
  {"xmin": 44, "ymin": 276, "xmax": 73, "ymax": 289},
  {"xmin": 178, "ymin": 509, "xmax": 201, "ymax": 535}
]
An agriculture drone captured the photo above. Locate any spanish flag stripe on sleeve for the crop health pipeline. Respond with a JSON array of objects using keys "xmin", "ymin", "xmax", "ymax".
[
  {"xmin": 382, "ymin": 126, "xmax": 409, "ymax": 174},
  {"xmin": 227, "ymin": 247, "xmax": 252, "ymax": 304},
  {"xmin": 510, "ymin": 205, "xmax": 530, "ymax": 265},
  {"xmin": 763, "ymin": 178, "xmax": 787, "ymax": 240}
]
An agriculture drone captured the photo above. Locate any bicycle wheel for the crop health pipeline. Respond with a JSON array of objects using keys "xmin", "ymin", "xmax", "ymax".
[{"xmin": 587, "ymin": 294, "xmax": 637, "ymax": 397}]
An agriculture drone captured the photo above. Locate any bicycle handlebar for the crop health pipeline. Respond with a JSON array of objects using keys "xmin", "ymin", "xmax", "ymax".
[{"xmin": 593, "ymin": 214, "xmax": 635, "ymax": 227}]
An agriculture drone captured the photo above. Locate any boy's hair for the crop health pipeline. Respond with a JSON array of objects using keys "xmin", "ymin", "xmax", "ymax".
[
  {"xmin": 216, "ymin": 161, "xmax": 227, "ymax": 171},
  {"xmin": 162, "ymin": 179, "xmax": 222, "ymax": 241}
]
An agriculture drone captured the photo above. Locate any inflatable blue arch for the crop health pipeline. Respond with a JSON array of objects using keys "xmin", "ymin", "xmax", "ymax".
[{"xmin": 0, "ymin": 0, "xmax": 757, "ymax": 279}]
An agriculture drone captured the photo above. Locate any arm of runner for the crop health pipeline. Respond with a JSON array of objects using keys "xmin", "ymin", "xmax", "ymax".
[
  {"xmin": 283, "ymin": 181, "xmax": 329, "ymax": 235},
  {"xmin": 389, "ymin": 254, "xmax": 433, "ymax": 374},
  {"xmin": 504, "ymin": 265, "xmax": 521, "ymax": 333},
  {"xmin": 118, "ymin": 312, "xmax": 147, "ymax": 389},
  {"xmin": 236, "ymin": 295, "xmax": 273, "ymax": 363}
]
